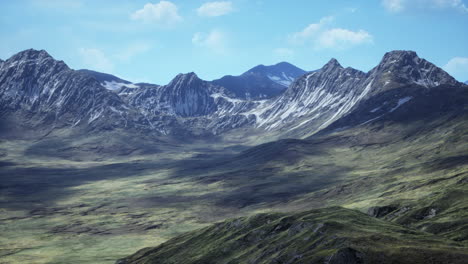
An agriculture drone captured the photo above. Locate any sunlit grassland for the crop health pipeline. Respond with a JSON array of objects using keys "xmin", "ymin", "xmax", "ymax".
[{"xmin": 0, "ymin": 140, "xmax": 234, "ymax": 263}]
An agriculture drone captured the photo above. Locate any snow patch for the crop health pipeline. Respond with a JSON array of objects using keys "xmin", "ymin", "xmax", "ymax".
[
  {"xmin": 210, "ymin": 93, "xmax": 243, "ymax": 103},
  {"xmin": 390, "ymin": 96, "xmax": 412, "ymax": 112},
  {"xmin": 267, "ymin": 72, "xmax": 294, "ymax": 87},
  {"xmin": 370, "ymin": 106, "xmax": 381, "ymax": 113},
  {"xmin": 103, "ymin": 81, "xmax": 139, "ymax": 91}
]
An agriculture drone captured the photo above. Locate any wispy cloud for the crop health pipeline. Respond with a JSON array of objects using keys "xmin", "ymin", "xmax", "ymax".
[
  {"xmin": 131, "ymin": 1, "xmax": 182, "ymax": 26},
  {"xmin": 115, "ymin": 42, "xmax": 152, "ymax": 62},
  {"xmin": 78, "ymin": 42, "xmax": 153, "ymax": 73},
  {"xmin": 443, "ymin": 57, "xmax": 468, "ymax": 79},
  {"xmin": 197, "ymin": 1, "xmax": 234, "ymax": 17},
  {"xmin": 382, "ymin": 0, "xmax": 468, "ymax": 13},
  {"xmin": 317, "ymin": 28, "xmax": 373, "ymax": 50},
  {"xmin": 78, "ymin": 48, "xmax": 114, "ymax": 73},
  {"xmin": 289, "ymin": 16, "xmax": 373, "ymax": 50},
  {"xmin": 382, "ymin": 0, "xmax": 404, "ymax": 12},
  {"xmin": 192, "ymin": 30, "xmax": 228, "ymax": 54},
  {"xmin": 289, "ymin": 16, "xmax": 334, "ymax": 45}
]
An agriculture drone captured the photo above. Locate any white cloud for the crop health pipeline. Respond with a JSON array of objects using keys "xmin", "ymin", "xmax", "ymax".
[
  {"xmin": 131, "ymin": 1, "xmax": 182, "ymax": 26},
  {"xmin": 192, "ymin": 30, "xmax": 228, "ymax": 54},
  {"xmin": 274, "ymin": 48, "xmax": 294, "ymax": 58},
  {"xmin": 382, "ymin": 0, "xmax": 468, "ymax": 13},
  {"xmin": 317, "ymin": 28, "xmax": 373, "ymax": 50},
  {"xmin": 443, "ymin": 57, "xmax": 468, "ymax": 79},
  {"xmin": 289, "ymin": 16, "xmax": 373, "ymax": 50},
  {"xmin": 289, "ymin": 16, "xmax": 333, "ymax": 45},
  {"xmin": 197, "ymin": 1, "xmax": 233, "ymax": 17},
  {"xmin": 78, "ymin": 48, "xmax": 114, "ymax": 73}
]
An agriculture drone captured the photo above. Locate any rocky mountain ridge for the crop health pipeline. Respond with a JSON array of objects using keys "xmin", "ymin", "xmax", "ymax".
[
  {"xmin": 0, "ymin": 49, "xmax": 464, "ymax": 140},
  {"xmin": 0, "ymin": 49, "xmax": 151, "ymax": 137}
]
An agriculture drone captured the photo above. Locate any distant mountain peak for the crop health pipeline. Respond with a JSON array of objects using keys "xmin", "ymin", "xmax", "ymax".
[
  {"xmin": 322, "ymin": 58, "xmax": 342, "ymax": 70},
  {"xmin": 9, "ymin": 49, "xmax": 53, "ymax": 62},
  {"xmin": 324, "ymin": 58, "xmax": 343, "ymax": 68},
  {"xmin": 370, "ymin": 49, "xmax": 458, "ymax": 90},
  {"xmin": 378, "ymin": 50, "xmax": 423, "ymax": 68},
  {"xmin": 212, "ymin": 62, "xmax": 306, "ymax": 99},
  {"xmin": 274, "ymin": 61, "xmax": 295, "ymax": 67},
  {"xmin": 170, "ymin": 72, "xmax": 201, "ymax": 86},
  {"xmin": 245, "ymin": 61, "xmax": 305, "ymax": 75}
]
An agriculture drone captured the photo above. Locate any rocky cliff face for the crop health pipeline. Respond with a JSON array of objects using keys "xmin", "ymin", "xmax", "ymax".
[
  {"xmin": 245, "ymin": 51, "xmax": 462, "ymax": 137},
  {"xmin": 130, "ymin": 72, "xmax": 219, "ymax": 117},
  {"xmin": 125, "ymin": 72, "xmax": 260, "ymax": 135},
  {"xmin": 250, "ymin": 59, "xmax": 368, "ymax": 134},
  {"xmin": 0, "ymin": 49, "xmax": 149, "ymax": 136}
]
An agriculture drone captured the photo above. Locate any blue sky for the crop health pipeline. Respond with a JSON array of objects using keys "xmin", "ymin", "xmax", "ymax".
[{"xmin": 1, "ymin": 0, "xmax": 467, "ymax": 84}]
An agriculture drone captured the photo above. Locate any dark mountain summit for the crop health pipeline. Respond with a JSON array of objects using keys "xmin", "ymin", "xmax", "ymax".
[{"xmin": 212, "ymin": 61, "xmax": 306, "ymax": 99}]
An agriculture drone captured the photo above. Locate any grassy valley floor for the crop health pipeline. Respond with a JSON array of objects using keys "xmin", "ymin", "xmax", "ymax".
[{"xmin": 0, "ymin": 113, "xmax": 467, "ymax": 263}]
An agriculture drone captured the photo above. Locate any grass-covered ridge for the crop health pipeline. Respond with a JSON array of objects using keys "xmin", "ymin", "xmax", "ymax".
[{"xmin": 117, "ymin": 207, "xmax": 468, "ymax": 264}]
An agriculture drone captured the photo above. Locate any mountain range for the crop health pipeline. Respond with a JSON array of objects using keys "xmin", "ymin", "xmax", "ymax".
[
  {"xmin": 0, "ymin": 49, "xmax": 463, "ymax": 141},
  {"xmin": 0, "ymin": 48, "xmax": 467, "ymax": 264}
]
